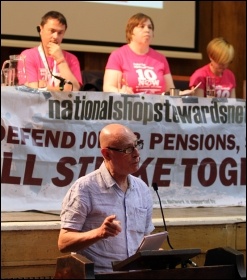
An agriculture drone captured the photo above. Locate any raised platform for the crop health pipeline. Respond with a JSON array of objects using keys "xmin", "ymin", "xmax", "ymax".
[{"xmin": 1, "ymin": 207, "xmax": 246, "ymax": 279}]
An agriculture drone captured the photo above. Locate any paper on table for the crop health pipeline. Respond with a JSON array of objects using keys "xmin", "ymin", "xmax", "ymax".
[{"xmin": 179, "ymin": 82, "xmax": 202, "ymax": 96}]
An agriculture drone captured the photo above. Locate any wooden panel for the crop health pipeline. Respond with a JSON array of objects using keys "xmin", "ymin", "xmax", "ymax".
[
  {"xmin": 83, "ymin": 52, "xmax": 110, "ymax": 71},
  {"xmin": 243, "ymin": 80, "xmax": 246, "ymax": 99},
  {"xmin": 149, "ymin": 222, "xmax": 246, "ymax": 268},
  {"xmin": 1, "ymin": 230, "xmax": 65, "ymax": 279},
  {"xmin": 236, "ymin": 223, "xmax": 246, "ymax": 264},
  {"xmin": 1, "ymin": 209, "xmax": 246, "ymax": 278},
  {"xmin": 156, "ymin": 224, "xmax": 236, "ymax": 251},
  {"xmin": 1, "ymin": 265, "xmax": 55, "ymax": 279},
  {"xmin": 1, "ymin": 223, "xmax": 246, "ymax": 278},
  {"xmin": 212, "ymin": 1, "xmax": 246, "ymax": 99},
  {"xmin": 1, "ymin": 230, "xmax": 65, "ymax": 263}
]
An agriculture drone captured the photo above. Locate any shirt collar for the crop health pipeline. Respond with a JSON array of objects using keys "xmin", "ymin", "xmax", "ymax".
[{"xmin": 99, "ymin": 162, "xmax": 134, "ymax": 190}]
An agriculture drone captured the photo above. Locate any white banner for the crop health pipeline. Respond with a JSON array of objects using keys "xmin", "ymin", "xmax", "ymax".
[{"xmin": 1, "ymin": 86, "xmax": 246, "ymax": 211}]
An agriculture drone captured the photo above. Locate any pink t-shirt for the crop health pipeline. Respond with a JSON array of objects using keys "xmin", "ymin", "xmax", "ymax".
[
  {"xmin": 105, "ymin": 45, "xmax": 171, "ymax": 94},
  {"xmin": 189, "ymin": 64, "xmax": 236, "ymax": 98},
  {"xmin": 21, "ymin": 47, "xmax": 82, "ymax": 86}
]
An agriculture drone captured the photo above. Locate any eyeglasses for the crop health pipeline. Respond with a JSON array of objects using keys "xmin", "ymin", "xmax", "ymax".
[{"xmin": 107, "ymin": 140, "xmax": 144, "ymax": 154}]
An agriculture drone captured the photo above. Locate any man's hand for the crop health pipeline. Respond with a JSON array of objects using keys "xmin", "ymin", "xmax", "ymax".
[
  {"xmin": 98, "ymin": 215, "xmax": 122, "ymax": 239},
  {"xmin": 47, "ymin": 42, "xmax": 64, "ymax": 61}
]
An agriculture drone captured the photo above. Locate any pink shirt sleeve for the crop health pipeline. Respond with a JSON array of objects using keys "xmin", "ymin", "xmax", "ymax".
[{"xmin": 63, "ymin": 51, "xmax": 82, "ymax": 86}]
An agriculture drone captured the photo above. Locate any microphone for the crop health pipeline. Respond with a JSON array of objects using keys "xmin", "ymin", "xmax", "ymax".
[
  {"xmin": 152, "ymin": 182, "xmax": 197, "ymax": 268},
  {"xmin": 152, "ymin": 183, "xmax": 173, "ymax": 249},
  {"xmin": 36, "ymin": 26, "xmax": 72, "ymax": 91}
]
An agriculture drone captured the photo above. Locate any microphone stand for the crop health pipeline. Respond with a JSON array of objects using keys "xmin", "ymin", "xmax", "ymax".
[
  {"xmin": 152, "ymin": 183, "xmax": 173, "ymax": 249},
  {"xmin": 152, "ymin": 183, "xmax": 197, "ymax": 268},
  {"xmin": 36, "ymin": 26, "xmax": 73, "ymax": 91}
]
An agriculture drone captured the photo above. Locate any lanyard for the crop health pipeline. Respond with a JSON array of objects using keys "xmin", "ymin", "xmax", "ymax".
[{"xmin": 38, "ymin": 45, "xmax": 59, "ymax": 86}]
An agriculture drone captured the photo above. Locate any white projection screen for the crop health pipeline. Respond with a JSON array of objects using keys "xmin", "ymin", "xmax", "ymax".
[{"xmin": 1, "ymin": 1, "xmax": 200, "ymax": 58}]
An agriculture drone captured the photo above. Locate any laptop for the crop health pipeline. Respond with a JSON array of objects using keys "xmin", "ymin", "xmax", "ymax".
[{"xmin": 136, "ymin": 231, "xmax": 168, "ymax": 253}]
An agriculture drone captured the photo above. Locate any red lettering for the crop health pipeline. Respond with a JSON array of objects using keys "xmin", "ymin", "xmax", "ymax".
[
  {"xmin": 1, "ymin": 152, "xmax": 21, "ymax": 184},
  {"xmin": 23, "ymin": 154, "xmax": 42, "ymax": 185},
  {"xmin": 153, "ymin": 158, "xmax": 175, "ymax": 186}
]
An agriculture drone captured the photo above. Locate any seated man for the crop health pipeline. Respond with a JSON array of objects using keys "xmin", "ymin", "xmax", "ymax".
[{"xmin": 21, "ymin": 10, "xmax": 82, "ymax": 91}]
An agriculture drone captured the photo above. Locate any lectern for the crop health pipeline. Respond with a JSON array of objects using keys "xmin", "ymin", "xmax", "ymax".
[
  {"xmin": 112, "ymin": 248, "xmax": 201, "ymax": 271},
  {"xmin": 54, "ymin": 247, "xmax": 246, "ymax": 279}
]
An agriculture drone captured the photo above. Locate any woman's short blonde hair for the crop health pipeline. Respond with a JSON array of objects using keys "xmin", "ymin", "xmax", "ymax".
[
  {"xmin": 207, "ymin": 37, "xmax": 234, "ymax": 65},
  {"xmin": 125, "ymin": 13, "xmax": 154, "ymax": 43}
]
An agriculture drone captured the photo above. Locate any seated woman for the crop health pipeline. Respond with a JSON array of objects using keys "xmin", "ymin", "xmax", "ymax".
[
  {"xmin": 103, "ymin": 13, "xmax": 174, "ymax": 95},
  {"xmin": 189, "ymin": 37, "xmax": 236, "ymax": 98}
]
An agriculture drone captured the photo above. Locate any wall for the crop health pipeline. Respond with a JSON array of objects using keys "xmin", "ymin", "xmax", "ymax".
[
  {"xmin": 1, "ymin": 209, "xmax": 246, "ymax": 278},
  {"xmin": 1, "ymin": 1, "xmax": 246, "ymax": 98}
]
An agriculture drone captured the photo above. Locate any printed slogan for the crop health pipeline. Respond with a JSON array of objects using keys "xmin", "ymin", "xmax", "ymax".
[{"xmin": 1, "ymin": 87, "xmax": 246, "ymax": 211}]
